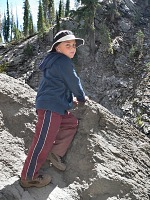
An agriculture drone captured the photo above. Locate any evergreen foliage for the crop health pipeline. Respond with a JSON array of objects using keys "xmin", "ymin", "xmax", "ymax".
[
  {"xmin": 16, "ymin": 11, "xmax": 19, "ymax": 29},
  {"xmin": 13, "ymin": 23, "xmax": 21, "ymax": 41},
  {"xmin": 28, "ymin": 14, "xmax": 34, "ymax": 35},
  {"xmin": 59, "ymin": 0, "xmax": 63, "ymax": 19},
  {"xmin": 23, "ymin": 0, "xmax": 30, "ymax": 37},
  {"xmin": 0, "ymin": 61, "xmax": 8, "ymax": 73},
  {"xmin": 99, "ymin": 23, "xmax": 113, "ymax": 54},
  {"xmin": 65, "ymin": 0, "xmax": 70, "ymax": 17},
  {"xmin": 42, "ymin": 0, "xmax": 55, "ymax": 26},
  {"xmin": 0, "ymin": 12, "xmax": 2, "ymax": 43},
  {"xmin": 42, "ymin": 0, "xmax": 49, "ymax": 26},
  {"xmin": 129, "ymin": 30, "xmax": 145, "ymax": 60},
  {"xmin": 10, "ymin": 9, "xmax": 14, "ymax": 41},
  {"xmin": 23, "ymin": 42, "xmax": 34, "ymax": 57},
  {"xmin": 1, "ymin": 0, "xmax": 148, "ymax": 45},
  {"xmin": 56, "ymin": 0, "xmax": 64, "ymax": 32},
  {"xmin": 56, "ymin": 10, "xmax": 60, "ymax": 32},
  {"xmin": 6, "ymin": 0, "xmax": 10, "ymax": 42},
  {"xmin": 3, "ymin": 0, "xmax": 10, "ymax": 42},
  {"xmin": 75, "ymin": 0, "xmax": 99, "ymax": 53},
  {"xmin": 12, "ymin": 10, "xmax": 21, "ymax": 41},
  {"xmin": 37, "ymin": 0, "xmax": 46, "ymax": 34},
  {"xmin": 50, "ymin": 1, "xmax": 55, "ymax": 25},
  {"xmin": 3, "ymin": 14, "xmax": 7, "ymax": 42},
  {"xmin": 61, "ymin": 1, "xmax": 65, "ymax": 18}
]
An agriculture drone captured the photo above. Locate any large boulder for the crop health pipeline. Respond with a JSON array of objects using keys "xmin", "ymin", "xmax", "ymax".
[{"xmin": 0, "ymin": 73, "xmax": 149, "ymax": 200}]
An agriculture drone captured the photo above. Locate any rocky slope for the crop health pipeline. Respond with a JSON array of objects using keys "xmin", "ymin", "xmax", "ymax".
[
  {"xmin": 0, "ymin": 2, "xmax": 149, "ymax": 137},
  {"xmin": 0, "ymin": 73, "xmax": 149, "ymax": 200}
]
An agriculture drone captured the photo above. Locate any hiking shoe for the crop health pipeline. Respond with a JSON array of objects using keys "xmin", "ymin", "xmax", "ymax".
[
  {"xmin": 20, "ymin": 174, "xmax": 51, "ymax": 188},
  {"xmin": 47, "ymin": 152, "xmax": 66, "ymax": 171}
]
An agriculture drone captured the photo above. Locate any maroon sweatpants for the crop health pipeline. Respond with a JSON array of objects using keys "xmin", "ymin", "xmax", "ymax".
[{"xmin": 21, "ymin": 110, "xmax": 78, "ymax": 180}]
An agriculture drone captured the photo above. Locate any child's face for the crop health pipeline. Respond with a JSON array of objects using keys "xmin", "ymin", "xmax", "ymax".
[{"xmin": 56, "ymin": 40, "xmax": 76, "ymax": 59}]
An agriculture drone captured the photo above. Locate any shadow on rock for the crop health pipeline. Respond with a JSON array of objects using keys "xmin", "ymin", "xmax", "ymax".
[
  {"xmin": 0, "ymin": 179, "xmax": 56, "ymax": 200},
  {"xmin": 0, "ymin": 74, "xmax": 149, "ymax": 200}
]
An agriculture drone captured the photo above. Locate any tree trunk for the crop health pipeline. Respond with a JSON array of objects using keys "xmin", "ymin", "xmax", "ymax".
[{"xmin": 87, "ymin": 4, "xmax": 96, "ymax": 55}]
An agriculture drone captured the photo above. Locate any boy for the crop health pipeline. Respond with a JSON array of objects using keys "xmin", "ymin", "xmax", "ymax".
[{"xmin": 20, "ymin": 30, "xmax": 87, "ymax": 188}]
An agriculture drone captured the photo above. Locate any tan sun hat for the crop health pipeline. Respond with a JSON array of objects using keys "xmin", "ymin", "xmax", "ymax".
[{"xmin": 50, "ymin": 30, "xmax": 85, "ymax": 52}]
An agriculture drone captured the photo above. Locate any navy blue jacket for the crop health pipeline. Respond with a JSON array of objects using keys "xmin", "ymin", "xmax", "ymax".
[{"xmin": 36, "ymin": 52, "xmax": 86, "ymax": 114}]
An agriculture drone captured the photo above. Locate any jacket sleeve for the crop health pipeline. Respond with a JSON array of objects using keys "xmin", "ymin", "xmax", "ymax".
[{"xmin": 59, "ymin": 56, "xmax": 86, "ymax": 102}]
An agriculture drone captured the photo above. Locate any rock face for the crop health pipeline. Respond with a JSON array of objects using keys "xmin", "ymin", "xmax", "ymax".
[
  {"xmin": 1, "ymin": 2, "xmax": 150, "ymax": 136},
  {"xmin": 0, "ymin": 73, "xmax": 149, "ymax": 200}
]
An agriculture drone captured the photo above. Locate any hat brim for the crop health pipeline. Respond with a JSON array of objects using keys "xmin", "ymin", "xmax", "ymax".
[{"xmin": 49, "ymin": 35, "xmax": 84, "ymax": 52}]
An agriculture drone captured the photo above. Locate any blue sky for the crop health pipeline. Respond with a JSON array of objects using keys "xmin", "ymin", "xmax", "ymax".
[{"xmin": 0, "ymin": 0, "xmax": 75, "ymax": 28}]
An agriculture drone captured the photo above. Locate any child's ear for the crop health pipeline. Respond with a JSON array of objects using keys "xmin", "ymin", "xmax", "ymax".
[{"xmin": 56, "ymin": 47, "xmax": 61, "ymax": 53}]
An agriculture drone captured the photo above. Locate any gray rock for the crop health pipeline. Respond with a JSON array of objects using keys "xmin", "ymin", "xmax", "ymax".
[
  {"xmin": 118, "ymin": 18, "xmax": 132, "ymax": 32},
  {"xmin": 1, "ymin": 3, "xmax": 149, "ymax": 137},
  {"xmin": 0, "ymin": 74, "xmax": 149, "ymax": 200},
  {"xmin": 114, "ymin": 55, "xmax": 133, "ymax": 75}
]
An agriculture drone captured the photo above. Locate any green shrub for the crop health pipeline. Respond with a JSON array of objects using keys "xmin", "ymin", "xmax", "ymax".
[
  {"xmin": 146, "ymin": 62, "xmax": 150, "ymax": 68},
  {"xmin": 129, "ymin": 45, "xmax": 137, "ymax": 59},
  {"xmin": 129, "ymin": 30, "xmax": 144, "ymax": 60},
  {"xmin": 136, "ymin": 115, "xmax": 143, "ymax": 127},
  {"xmin": 99, "ymin": 23, "xmax": 113, "ymax": 54},
  {"xmin": 0, "ymin": 61, "xmax": 8, "ymax": 73},
  {"xmin": 136, "ymin": 30, "xmax": 144, "ymax": 50},
  {"xmin": 23, "ymin": 42, "xmax": 34, "ymax": 57}
]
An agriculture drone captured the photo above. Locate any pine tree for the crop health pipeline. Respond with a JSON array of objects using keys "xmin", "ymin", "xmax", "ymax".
[
  {"xmin": 42, "ymin": 0, "xmax": 55, "ymax": 27},
  {"xmin": 0, "ymin": 11, "xmax": 2, "ymax": 43},
  {"xmin": 49, "ymin": 0, "xmax": 55, "ymax": 25},
  {"xmin": 3, "ymin": 13, "xmax": 7, "ymax": 42},
  {"xmin": 42, "ymin": 0, "xmax": 49, "ymax": 27},
  {"xmin": 58, "ymin": 0, "xmax": 65, "ymax": 19},
  {"xmin": 56, "ymin": 10, "xmax": 60, "ymax": 32},
  {"xmin": 61, "ymin": 0, "xmax": 65, "ymax": 18},
  {"xmin": 16, "ymin": 8, "xmax": 19, "ymax": 29},
  {"xmin": 77, "ymin": 0, "xmax": 98, "ymax": 54},
  {"xmin": 12, "ymin": 22, "xmax": 20, "ymax": 41},
  {"xmin": 37, "ymin": 0, "xmax": 46, "ymax": 34},
  {"xmin": 13, "ymin": 8, "xmax": 22, "ymax": 40},
  {"xmin": 28, "ymin": 13, "xmax": 34, "ymax": 35},
  {"xmin": 10, "ymin": 8, "xmax": 14, "ymax": 41},
  {"xmin": 23, "ymin": 0, "xmax": 30, "ymax": 37},
  {"xmin": 50, "ymin": 0, "xmax": 55, "ymax": 25},
  {"xmin": 3, "ymin": 0, "xmax": 10, "ymax": 42},
  {"xmin": 65, "ymin": 0, "xmax": 70, "ymax": 17},
  {"xmin": 0, "ymin": 34, "xmax": 2, "ymax": 43},
  {"xmin": 6, "ymin": 0, "xmax": 10, "ymax": 40},
  {"xmin": 56, "ymin": 0, "xmax": 65, "ymax": 31}
]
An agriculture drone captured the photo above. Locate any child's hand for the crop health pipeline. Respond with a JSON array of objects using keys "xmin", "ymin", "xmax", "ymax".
[
  {"xmin": 73, "ymin": 97, "xmax": 79, "ymax": 106},
  {"xmin": 73, "ymin": 96, "xmax": 89, "ymax": 107}
]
